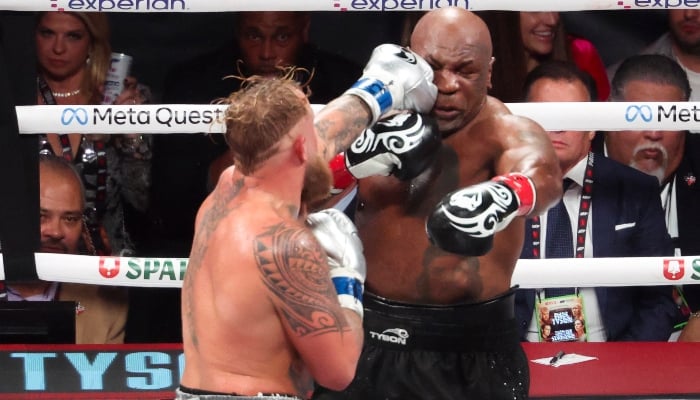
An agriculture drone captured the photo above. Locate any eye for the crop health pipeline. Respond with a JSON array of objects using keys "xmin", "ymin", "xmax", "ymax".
[{"xmin": 37, "ymin": 28, "xmax": 53, "ymax": 38}]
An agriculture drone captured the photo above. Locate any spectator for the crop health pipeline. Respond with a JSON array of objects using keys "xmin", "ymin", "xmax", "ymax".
[
  {"xmin": 607, "ymin": 10, "xmax": 700, "ymax": 104},
  {"xmin": 516, "ymin": 60, "xmax": 677, "ymax": 343},
  {"xmin": 35, "ymin": 11, "xmax": 152, "ymax": 257},
  {"xmin": 131, "ymin": 11, "xmax": 363, "ymax": 344},
  {"xmin": 149, "ymin": 11, "xmax": 362, "ymax": 258},
  {"xmin": 603, "ymin": 54, "xmax": 700, "ymax": 341},
  {"xmin": 476, "ymin": 11, "xmax": 609, "ymax": 102},
  {"xmin": 6, "ymin": 154, "xmax": 128, "ymax": 344}
]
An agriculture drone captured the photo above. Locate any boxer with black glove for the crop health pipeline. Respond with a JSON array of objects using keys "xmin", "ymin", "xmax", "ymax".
[
  {"xmin": 307, "ymin": 208, "xmax": 366, "ymax": 318},
  {"xmin": 345, "ymin": 110, "xmax": 441, "ymax": 181},
  {"xmin": 345, "ymin": 44, "xmax": 437, "ymax": 124},
  {"xmin": 426, "ymin": 173, "xmax": 536, "ymax": 256}
]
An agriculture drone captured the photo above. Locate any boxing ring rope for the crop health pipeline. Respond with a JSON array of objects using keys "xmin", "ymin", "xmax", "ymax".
[
  {"xmin": 9, "ymin": 101, "xmax": 700, "ymax": 290},
  {"xmin": 16, "ymin": 102, "xmax": 700, "ymax": 134},
  {"xmin": 0, "ymin": 0, "xmax": 694, "ymax": 12}
]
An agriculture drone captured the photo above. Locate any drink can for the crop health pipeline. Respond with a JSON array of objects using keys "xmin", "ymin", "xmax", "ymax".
[{"xmin": 102, "ymin": 52, "xmax": 133, "ymax": 105}]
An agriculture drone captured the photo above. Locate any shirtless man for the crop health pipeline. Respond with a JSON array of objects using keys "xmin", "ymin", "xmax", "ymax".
[
  {"xmin": 177, "ymin": 44, "xmax": 437, "ymax": 399},
  {"xmin": 313, "ymin": 8, "xmax": 561, "ymax": 400}
]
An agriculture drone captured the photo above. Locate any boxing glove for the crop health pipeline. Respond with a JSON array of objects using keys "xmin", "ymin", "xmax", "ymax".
[
  {"xmin": 345, "ymin": 44, "xmax": 437, "ymax": 124},
  {"xmin": 329, "ymin": 153, "xmax": 356, "ymax": 195},
  {"xmin": 426, "ymin": 173, "xmax": 536, "ymax": 256},
  {"xmin": 306, "ymin": 208, "xmax": 366, "ymax": 318},
  {"xmin": 345, "ymin": 111, "xmax": 441, "ymax": 181}
]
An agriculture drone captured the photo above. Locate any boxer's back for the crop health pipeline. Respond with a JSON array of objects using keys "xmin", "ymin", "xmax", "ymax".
[{"xmin": 180, "ymin": 167, "xmax": 308, "ymax": 395}]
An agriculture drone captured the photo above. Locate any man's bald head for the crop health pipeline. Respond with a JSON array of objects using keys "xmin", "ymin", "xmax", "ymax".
[
  {"xmin": 410, "ymin": 7, "xmax": 492, "ymax": 59},
  {"xmin": 409, "ymin": 7, "xmax": 494, "ymax": 135}
]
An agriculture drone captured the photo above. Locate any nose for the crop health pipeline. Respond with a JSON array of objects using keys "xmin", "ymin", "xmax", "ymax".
[
  {"xmin": 643, "ymin": 130, "xmax": 664, "ymax": 141},
  {"xmin": 41, "ymin": 217, "xmax": 65, "ymax": 241},
  {"xmin": 52, "ymin": 36, "xmax": 66, "ymax": 55},
  {"xmin": 259, "ymin": 39, "xmax": 275, "ymax": 61},
  {"xmin": 433, "ymin": 69, "xmax": 459, "ymax": 94},
  {"xmin": 540, "ymin": 12, "xmax": 559, "ymax": 26},
  {"xmin": 683, "ymin": 9, "xmax": 700, "ymax": 19}
]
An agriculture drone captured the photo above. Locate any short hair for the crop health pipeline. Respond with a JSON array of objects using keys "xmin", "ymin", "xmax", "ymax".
[
  {"xmin": 523, "ymin": 60, "xmax": 598, "ymax": 102},
  {"xmin": 38, "ymin": 154, "xmax": 86, "ymax": 208},
  {"xmin": 610, "ymin": 54, "xmax": 691, "ymax": 101},
  {"xmin": 219, "ymin": 74, "xmax": 308, "ymax": 175}
]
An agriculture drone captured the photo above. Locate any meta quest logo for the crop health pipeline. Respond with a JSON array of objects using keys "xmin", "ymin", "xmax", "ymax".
[{"xmin": 625, "ymin": 103, "xmax": 700, "ymax": 124}]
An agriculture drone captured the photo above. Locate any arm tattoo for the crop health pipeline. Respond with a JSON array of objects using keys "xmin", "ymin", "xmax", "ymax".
[
  {"xmin": 315, "ymin": 97, "xmax": 372, "ymax": 161},
  {"xmin": 255, "ymin": 223, "xmax": 348, "ymax": 337}
]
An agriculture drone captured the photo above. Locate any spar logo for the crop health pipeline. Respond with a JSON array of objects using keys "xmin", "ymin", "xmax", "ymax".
[
  {"xmin": 61, "ymin": 107, "xmax": 89, "ymax": 126},
  {"xmin": 663, "ymin": 258, "xmax": 685, "ymax": 281},
  {"xmin": 99, "ymin": 257, "xmax": 120, "ymax": 278},
  {"xmin": 625, "ymin": 105, "xmax": 653, "ymax": 122},
  {"xmin": 692, "ymin": 259, "xmax": 700, "ymax": 280}
]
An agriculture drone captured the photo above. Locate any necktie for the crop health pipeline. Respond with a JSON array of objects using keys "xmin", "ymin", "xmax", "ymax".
[{"xmin": 545, "ymin": 179, "xmax": 575, "ymax": 297}]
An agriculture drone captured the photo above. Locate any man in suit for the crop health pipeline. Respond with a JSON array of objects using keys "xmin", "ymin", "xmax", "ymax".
[
  {"xmin": 603, "ymin": 54, "xmax": 700, "ymax": 341},
  {"xmin": 7, "ymin": 155, "xmax": 128, "ymax": 344},
  {"xmin": 516, "ymin": 60, "xmax": 678, "ymax": 342}
]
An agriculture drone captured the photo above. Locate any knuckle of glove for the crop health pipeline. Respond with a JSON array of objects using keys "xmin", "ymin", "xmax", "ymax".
[
  {"xmin": 425, "ymin": 183, "xmax": 501, "ymax": 256},
  {"xmin": 346, "ymin": 111, "xmax": 441, "ymax": 181}
]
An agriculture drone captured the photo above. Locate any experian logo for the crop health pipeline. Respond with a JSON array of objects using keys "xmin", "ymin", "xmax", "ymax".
[
  {"xmin": 624, "ymin": 0, "xmax": 700, "ymax": 9},
  {"xmin": 343, "ymin": 0, "xmax": 468, "ymax": 11},
  {"xmin": 61, "ymin": 107, "xmax": 89, "ymax": 126},
  {"xmin": 56, "ymin": 0, "xmax": 188, "ymax": 12}
]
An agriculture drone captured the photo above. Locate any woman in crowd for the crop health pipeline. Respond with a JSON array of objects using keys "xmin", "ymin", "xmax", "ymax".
[
  {"xmin": 35, "ymin": 11, "xmax": 151, "ymax": 256},
  {"xmin": 478, "ymin": 11, "xmax": 610, "ymax": 102}
]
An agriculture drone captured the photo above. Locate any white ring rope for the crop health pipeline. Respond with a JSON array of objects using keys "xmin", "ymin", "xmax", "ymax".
[
  {"xmin": 16, "ymin": 102, "xmax": 700, "ymax": 134},
  {"xmin": 9, "ymin": 101, "xmax": 700, "ymax": 289},
  {"xmin": 0, "ymin": 253, "xmax": 696, "ymax": 289},
  {"xmin": 0, "ymin": 0, "xmax": 690, "ymax": 12}
]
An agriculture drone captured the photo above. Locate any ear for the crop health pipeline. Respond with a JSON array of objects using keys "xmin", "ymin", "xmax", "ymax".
[
  {"xmin": 301, "ymin": 14, "xmax": 311, "ymax": 43},
  {"xmin": 293, "ymin": 134, "xmax": 308, "ymax": 164},
  {"xmin": 487, "ymin": 57, "xmax": 495, "ymax": 90}
]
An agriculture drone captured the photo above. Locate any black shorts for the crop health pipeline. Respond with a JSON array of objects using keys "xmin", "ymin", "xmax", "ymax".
[{"xmin": 313, "ymin": 287, "xmax": 529, "ymax": 400}]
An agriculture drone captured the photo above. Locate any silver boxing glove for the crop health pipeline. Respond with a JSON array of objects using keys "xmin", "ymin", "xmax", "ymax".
[{"xmin": 307, "ymin": 208, "xmax": 366, "ymax": 317}]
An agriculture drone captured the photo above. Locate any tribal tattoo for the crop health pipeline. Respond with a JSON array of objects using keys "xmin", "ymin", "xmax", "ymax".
[{"xmin": 254, "ymin": 223, "xmax": 347, "ymax": 337}]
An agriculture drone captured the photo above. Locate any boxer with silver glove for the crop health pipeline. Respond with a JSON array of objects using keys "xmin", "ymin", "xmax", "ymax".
[
  {"xmin": 345, "ymin": 110, "xmax": 441, "ymax": 181},
  {"xmin": 307, "ymin": 208, "xmax": 366, "ymax": 318},
  {"xmin": 345, "ymin": 44, "xmax": 437, "ymax": 124},
  {"xmin": 426, "ymin": 173, "xmax": 536, "ymax": 256}
]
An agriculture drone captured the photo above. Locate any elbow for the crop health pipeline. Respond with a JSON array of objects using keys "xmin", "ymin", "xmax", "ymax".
[
  {"xmin": 315, "ymin": 345, "xmax": 362, "ymax": 391},
  {"xmin": 316, "ymin": 360, "xmax": 358, "ymax": 391}
]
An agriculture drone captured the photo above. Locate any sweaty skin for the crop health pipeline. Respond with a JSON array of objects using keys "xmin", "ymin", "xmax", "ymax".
[
  {"xmin": 180, "ymin": 92, "xmax": 368, "ymax": 396},
  {"xmin": 355, "ymin": 8, "xmax": 561, "ymax": 304}
]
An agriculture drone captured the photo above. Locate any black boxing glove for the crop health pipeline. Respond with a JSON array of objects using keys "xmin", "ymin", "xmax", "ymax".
[
  {"xmin": 345, "ymin": 111, "xmax": 440, "ymax": 181},
  {"xmin": 426, "ymin": 173, "xmax": 536, "ymax": 256}
]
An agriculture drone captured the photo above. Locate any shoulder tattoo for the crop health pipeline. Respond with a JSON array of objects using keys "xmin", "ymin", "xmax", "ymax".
[{"xmin": 254, "ymin": 223, "xmax": 347, "ymax": 337}]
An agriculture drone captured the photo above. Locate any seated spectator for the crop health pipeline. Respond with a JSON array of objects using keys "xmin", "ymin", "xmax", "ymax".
[
  {"xmin": 5, "ymin": 154, "xmax": 128, "ymax": 344},
  {"xmin": 603, "ymin": 54, "xmax": 700, "ymax": 341},
  {"xmin": 607, "ymin": 10, "xmax": 700, "ymax": 105},
  {"xmin": 133, "ymin": 12, "xmax": 362, "ymax": 344},
  {"xmin": 515, "ymin": 60, "xmax": 677, "ymax": 343},
  {"xmin": 476, "ymin": 11, "xmax": 609, "ymax": 102},
  {"xmin": 35, "ymin": 11, "xmax": 152, "ymax": 257},
  {"xmin": 149, "ymin": 11, "xmax": 362, "ymax": 258}
]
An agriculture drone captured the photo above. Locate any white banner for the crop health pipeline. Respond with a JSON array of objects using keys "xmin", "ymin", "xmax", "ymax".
[
  {"xmin": 0, "ymin": 253, "xmax": 698, "ymax": 289},
  {"xmin": 17, "ymin": 102, "xmax": 700, "ymax": 134},
  {"xmin": 0, "ymin": 0, "xmax": 695, "ymax": 12}
]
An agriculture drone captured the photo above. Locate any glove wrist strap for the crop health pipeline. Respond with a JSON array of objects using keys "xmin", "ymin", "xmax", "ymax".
[
  {"xmin": 345, "ymin": 77, "xmax": 393, "ymax": 125},
  {"xmin": 492, "ymin": 173, "xmax": 536, "ymax": 216}
]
